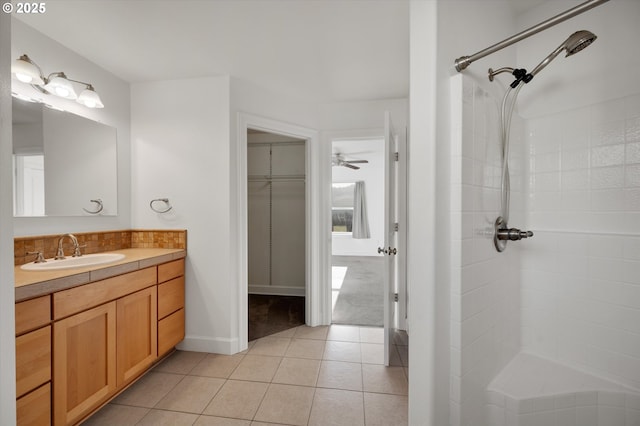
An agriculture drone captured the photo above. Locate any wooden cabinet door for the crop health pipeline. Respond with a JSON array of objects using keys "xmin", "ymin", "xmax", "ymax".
[
  {"xmin": 53, "ymin": 302, "xmax": 116, "ymax": 426},
  {"xmin": 116, "ymin": 286, "xmax": 157, "ymax": 387}
]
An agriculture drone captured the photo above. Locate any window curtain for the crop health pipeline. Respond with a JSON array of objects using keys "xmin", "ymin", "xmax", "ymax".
[{"xmin": 352, "ymin": 180, "xmax": 370, "ymax": 239}]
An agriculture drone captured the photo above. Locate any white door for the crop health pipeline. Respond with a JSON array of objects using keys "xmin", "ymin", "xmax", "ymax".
[{"xmin": 382, "ymin": 112, "xmax": 399, "ymax": 366}]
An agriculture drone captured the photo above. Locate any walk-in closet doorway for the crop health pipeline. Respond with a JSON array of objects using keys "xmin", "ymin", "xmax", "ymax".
[{"xmin": 247, "ymin": 130, "xmax": 307, "ymax": 341}]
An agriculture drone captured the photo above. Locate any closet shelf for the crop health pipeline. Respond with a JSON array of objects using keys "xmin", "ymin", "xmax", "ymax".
[{"xmin": 248, "ymin": 174, "xmax": 306, "ymax": 182}]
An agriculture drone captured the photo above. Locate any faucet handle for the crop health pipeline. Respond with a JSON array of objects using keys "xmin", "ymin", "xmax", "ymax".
[
  {"xmin": 55, "ymin": 247, "xmax": 66, "ymax": 260},
  {"xmin": 72, "ymin": 244, "xmax": 87, "ymax": 257},
  {"xmin": 26, "ymin": 251, "xmax": 47, "ymax": 263}
]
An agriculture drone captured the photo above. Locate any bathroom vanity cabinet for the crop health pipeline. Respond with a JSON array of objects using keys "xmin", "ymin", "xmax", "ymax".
[{"xmin": 15, "ymin": 253, "xmax": 185, "ymax": 426}]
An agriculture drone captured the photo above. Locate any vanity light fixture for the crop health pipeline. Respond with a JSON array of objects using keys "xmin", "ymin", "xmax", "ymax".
[
  {"xmin": 43, "ymin": 72, "xmax": 78, "ymax": 99},
  {"xmin": 11, "ymin": 54, "xmax": 105, "ymax": 108},
  {"xmin": 77, "ymin": 85, "xmax": 104, "ymax": 108},
  {"xmin": 12, "ymin": 54, "xmax": 45, "ymax": 84}
]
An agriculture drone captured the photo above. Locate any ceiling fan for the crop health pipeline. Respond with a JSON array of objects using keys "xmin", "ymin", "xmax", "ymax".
[{"xmin": 332, "ymin": 153, "xmax": 369, "ymax": 170}]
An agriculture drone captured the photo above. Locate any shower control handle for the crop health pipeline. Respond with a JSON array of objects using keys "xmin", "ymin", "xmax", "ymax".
[
  {"xmin": 494, "ymin": 217, "xmax": 534, "ymax": 252},
  {"xmin": 496, "ymin": 228, "xmax": 534, "ymax": 241}
]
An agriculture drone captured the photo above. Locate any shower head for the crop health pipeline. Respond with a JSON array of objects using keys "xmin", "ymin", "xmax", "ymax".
[
  {"xmin": 565, "ymin": 30, "xmax": 597, "ymax": 55},
  {"xmin": 529, "ymin": 30, "xmax": 597, "ymax": 77}
]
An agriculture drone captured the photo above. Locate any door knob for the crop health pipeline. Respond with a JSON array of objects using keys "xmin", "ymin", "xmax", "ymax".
[
  {"xmin": 388, "ymin": 247, "xmax": 397, "ymax": 255},
  {"xmin": 377, "ymin": 247, "xmax": 388, "ymax": 254}
]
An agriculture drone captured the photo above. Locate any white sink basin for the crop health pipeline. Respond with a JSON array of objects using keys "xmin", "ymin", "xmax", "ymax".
[{"xmin": 21, "ymin": 253, "xmax": 126, "ymax": 271}]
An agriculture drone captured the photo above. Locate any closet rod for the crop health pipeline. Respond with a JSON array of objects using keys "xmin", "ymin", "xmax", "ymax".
[
  {"xmin": 247, "ymin": 141, "xmax": 306, "ymax": 147},
  {"xmin": 248, "ymin": 179, "xmax": 306, "ymax": 183}
]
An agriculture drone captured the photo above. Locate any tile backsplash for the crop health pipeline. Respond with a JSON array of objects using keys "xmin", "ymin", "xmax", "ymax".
[{"xmin": 14, "ymin": 229, "xmax": 186, "ymax": 265}]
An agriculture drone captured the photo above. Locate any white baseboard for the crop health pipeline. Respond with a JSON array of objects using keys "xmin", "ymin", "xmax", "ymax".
[
  {"xmin": 248, "ymin": 285, "xmax": 305, "ymax": 297},
  {"xmin": 178, "ymin": 335, "xmax": 240, "ymax": 355}
]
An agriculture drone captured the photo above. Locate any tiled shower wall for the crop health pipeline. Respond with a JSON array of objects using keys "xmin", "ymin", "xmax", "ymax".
[
  {"xmin": 450, "ymin": 75, "xmax": 524, "ymax": 426},
  {"xmin": 522, "ymin": 93, "xmax": 640, "ymax": 392}
]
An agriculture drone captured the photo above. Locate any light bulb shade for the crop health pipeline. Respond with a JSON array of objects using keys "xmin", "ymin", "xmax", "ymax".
[
  {"xmin": 12, "ymin": 55, "xmax": 45, "ymax": 85},
  {"xmin": 77, "ymin": 87, "xmax": 104, "ymax": 108},
  {"xmin": 43, "ymin": 75, "xmax": 77, "ymax": 99}
]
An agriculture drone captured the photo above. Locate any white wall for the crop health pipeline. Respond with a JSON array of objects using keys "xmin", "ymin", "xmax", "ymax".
[
  {"xmin": 331, "ymin": 138, "xmax": 384, "ymax": 257},
  {"xmin": 408, "ymin": 2, "xmax": 438, "ymax": 423},
  {"xmin": 433, "ymin": 2, "xmax": 520, "ymax": 425},
  {"xmin": 318, "ymin": 98, "xmax": 408, "ymax": 132},
  {"xmin": 131, "ymin": 76, "xmax": 233, "ymax": 354},
  {"xmin": 450, "ymin": 74, "xmax": 524, "ymax": 426},
  {"xmin": 0, "ymin": 11, "xmax": 16, "ymax": 426},
  {"xmin": 11, "ymin": 18, "xmax": 130, "ymax": 235},
  {"xmin": 515, "ymin": 0, "xmax": 640, "ymax": 394},
  {"xmin": 521, "ymin": 95, "xmax": 640, "ymax": 391}
]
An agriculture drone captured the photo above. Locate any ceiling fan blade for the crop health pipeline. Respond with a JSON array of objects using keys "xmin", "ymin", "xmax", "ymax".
[
  {"xmin": 343, "ymin": 163, "xmax": 360, "ymax": 170},
  {"xmin": 345, "ymin": 160, "xmax": 368, "ymax": 164}
]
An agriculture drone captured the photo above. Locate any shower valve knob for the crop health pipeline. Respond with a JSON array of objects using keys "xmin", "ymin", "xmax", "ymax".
[{"xmin": 497, "ymin": 228, "xmax": 534, "ymax": 241}]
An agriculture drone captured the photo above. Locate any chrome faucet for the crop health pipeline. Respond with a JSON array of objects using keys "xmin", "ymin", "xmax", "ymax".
[{"xmin": 55, "ymin": 233, "xmax": 81, "ymax": 259}]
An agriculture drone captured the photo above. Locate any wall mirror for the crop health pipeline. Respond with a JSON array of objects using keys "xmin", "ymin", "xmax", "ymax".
[{"xmin": 12, "ymin": 97, "xmax": 118, "ymax": 217}]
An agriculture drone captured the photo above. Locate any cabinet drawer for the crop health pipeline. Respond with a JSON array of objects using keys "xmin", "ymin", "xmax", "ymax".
[
  {"xmin": 16, "ymin": 295, "xmax": 51, "ymax": 336},
  {"xmin": 17, "ymin": 383, "xmax": 51, "ymax": 426},
  {"xmin": 158, "ymin": 308, "xmax": 185, "ymax": 356},
  {"xmin": 158, "ymin": 259, "xmax": 185, "ymax": 283},
  {"xmin": 16, "ymin": 326, "xmax": 51, "ymax": 398},
  {"xmin": 53, "ymin": 267, "xmax": 157, "ymax": 320},
  {"xmin": 158, "ymin": 276, "xmax": 185, "ymax": 319}
]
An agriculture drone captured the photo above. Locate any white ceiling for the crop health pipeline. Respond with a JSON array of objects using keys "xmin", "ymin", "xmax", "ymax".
[{"xmin": 16, "ymin": 0, "xmax": 410, "ymax": 104}]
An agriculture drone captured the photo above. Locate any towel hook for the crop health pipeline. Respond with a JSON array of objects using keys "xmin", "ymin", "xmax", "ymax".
[
  {"xmin": 82, "ymin": 199, "xmax": 104, "ymax": 214},
  {"xmin": 150, "ymin": 198, "xmax": 172, "ymax": 213}
]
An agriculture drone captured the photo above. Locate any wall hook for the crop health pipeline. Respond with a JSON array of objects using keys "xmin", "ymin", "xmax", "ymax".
[
  {"xmin": 150, "ymin": 198, "xmax": 172, "ymax": 213},
  {"xmin": 82, "ymin": 199, "xmax": 103, "ymax": 214}
]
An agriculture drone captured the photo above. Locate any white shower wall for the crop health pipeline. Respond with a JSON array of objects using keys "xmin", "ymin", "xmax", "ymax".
[
  {"xmin": 522, "ymin": 93, "xmax": 640, "ymax": 392},
  {"xmin": 450, "ymin": 74, "xmax": 525, "ymax": 426}
]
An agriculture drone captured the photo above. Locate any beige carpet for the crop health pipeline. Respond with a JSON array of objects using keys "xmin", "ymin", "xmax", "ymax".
[{"xmin": 331, "ymin": 256, "xmax": 384, "ymax": 326}]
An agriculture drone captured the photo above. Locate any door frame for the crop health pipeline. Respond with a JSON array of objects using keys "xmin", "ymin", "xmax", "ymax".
[
  {"xmin": 324, "ymin": 128, "xmax": 404, "ymax": 327},
  {"xmin": 324, "ymin": 126, "xmax": 408, "ymax": 331},
  {"xmin": 236, "ymin": 112, "xmax": 325, "ymax": 352}
]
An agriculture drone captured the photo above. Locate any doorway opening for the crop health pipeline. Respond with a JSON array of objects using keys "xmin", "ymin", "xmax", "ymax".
[
  {"xmin": 330, "ymin": 138, "xmax": 385, "ymax": 327},
  {"xmin": 247, "ymin": 130, "xmax": 307, "ymax": 341},
  {"xmin": 236, "ymin": 112, "xmax": 323, "ymax": 353}
]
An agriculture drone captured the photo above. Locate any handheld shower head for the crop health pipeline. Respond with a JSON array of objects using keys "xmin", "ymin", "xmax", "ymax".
[
  {"xmin": 564, "ymin": 30, "xmax": 597, "ymax": 56},
  {"xmin": 529, "ymin": 30, "xmax": 597, "ymax": 77}
]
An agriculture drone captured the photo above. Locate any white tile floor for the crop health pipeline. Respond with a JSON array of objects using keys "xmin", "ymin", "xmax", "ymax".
[{"xmin": 83, "ymin": 325, "xmax": 409, "ymax": 426}]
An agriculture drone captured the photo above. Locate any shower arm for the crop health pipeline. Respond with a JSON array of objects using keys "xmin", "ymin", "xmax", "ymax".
[{"xmin": 454, "ymin": 0, "xmax": 609, "ymax": 72}]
